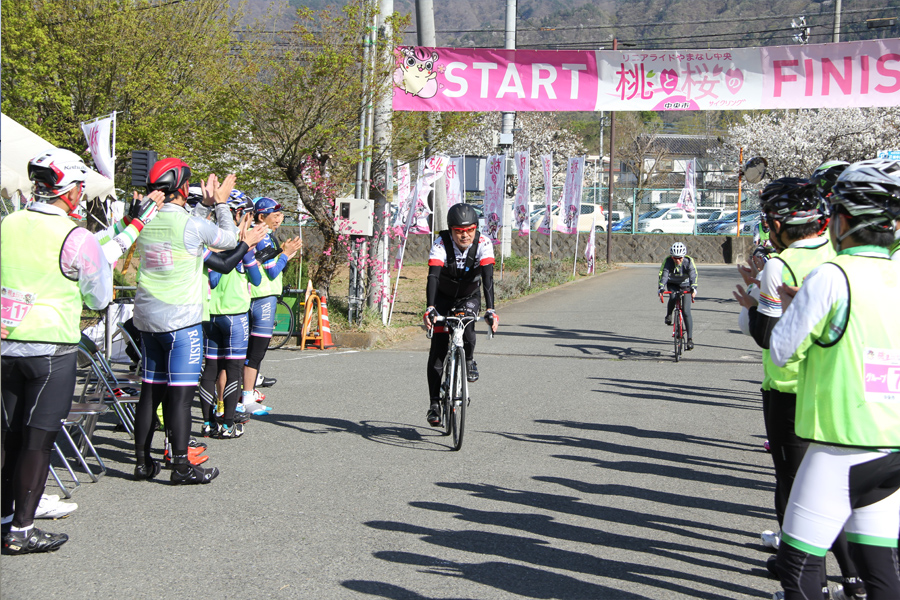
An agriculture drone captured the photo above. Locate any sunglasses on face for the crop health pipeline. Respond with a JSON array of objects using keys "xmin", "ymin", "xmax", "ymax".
[{"xmin": 452, "ymin": 225, "xmax": 477, "ymax": 233}]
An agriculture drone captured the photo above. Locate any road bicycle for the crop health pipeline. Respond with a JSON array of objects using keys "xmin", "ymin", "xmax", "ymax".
[
  {"xmin": 427, "ymin": 309, "xmax": 492, "ymax": 451},
  {"xmin": 268, "ymin": 291, "xmax": 299, "ymax": 349},
  {"xmin": 661, "ymin": 290, "xmax": 691, "ymax": 362}
]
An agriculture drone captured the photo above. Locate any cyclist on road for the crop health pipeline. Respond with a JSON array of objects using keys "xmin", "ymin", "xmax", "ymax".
[
  {"xmin": 769, "ymin": 159, "xmax": 900, "ymax": 600},
  {"xmin": 132, "ymin": 159, "xmax": 239, "ymax": 485},
  {"xmin": 242, "ymin": 197, "xmax": 302, "ymax": 409},
  {"xmin": 423, "ymin": 203, "xmax": 498, "ymax": 427},
  {"xmin": 658, "ymin": 242, "xmax": 698, "ymax": 350}
]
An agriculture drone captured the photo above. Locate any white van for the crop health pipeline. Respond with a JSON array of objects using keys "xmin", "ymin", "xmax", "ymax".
[{"xmin": 636, "ymin": 204, "xmax": 697, "ymax": 234}]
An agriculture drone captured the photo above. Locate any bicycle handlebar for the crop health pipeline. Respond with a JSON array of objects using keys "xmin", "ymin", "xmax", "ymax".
[
  {"xmin": 425, "ymin": 313, "xmax": 493, "ymax": 340},
  {"xmin": 660, "ymin": 290, "xmax": 695, "ymax": 303}
]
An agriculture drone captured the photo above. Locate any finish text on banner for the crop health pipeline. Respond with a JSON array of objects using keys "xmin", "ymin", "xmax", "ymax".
[{"xmin": 392, "ymin": 40, "xmax": 900, "ymax": 112}]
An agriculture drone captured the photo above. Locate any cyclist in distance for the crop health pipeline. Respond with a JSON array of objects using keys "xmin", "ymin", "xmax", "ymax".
[
  {"xmin": 658, "ymin": 242, "xmax": 698, "ymax": 350},
  {"xmin": 423, "ymin": 203, "xmax": 498, "ymax": 427}
]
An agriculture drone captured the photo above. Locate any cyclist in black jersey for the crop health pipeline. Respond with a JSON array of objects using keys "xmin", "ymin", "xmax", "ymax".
[
  {"xmin": 658, "ymin": 242, "xmax": 698, "ymax": 350},
  {"xmin": 423, "ymin": 204, "xmax": 498, "ymax": 426}
]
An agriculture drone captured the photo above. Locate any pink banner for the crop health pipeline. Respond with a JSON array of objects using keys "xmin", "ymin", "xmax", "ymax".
[
  {"xmin": 445, "ymin": 156, "xmax": 464, "ymax": 208},
  {"xmin": 391, "ymin": 163, "xmax": 411, "ymax": 232},
  {"xmin": 483, "ymin": 155, "xmax": 506, "ymax": 245},
  {"xmin": 513, "ymin": 151, "xmax": 530, "ymax": 237},
  {"xmin": 537, "ymin": 154, "xmax": 553, "ymax": 235},
  {"xmin": 393, "ymin": 40, "xmax": 900, "ymax": 112},
  {"xmin": 557, "ymin": 157, "xmax": 585, "ymax": 235}
]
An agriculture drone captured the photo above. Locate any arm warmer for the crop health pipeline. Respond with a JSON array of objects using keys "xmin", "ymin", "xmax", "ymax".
[
  {"xmin": 426, "ymin": 265, "xmax": 441, "ymax": 307},
  {"xmin": 482, "ymin": 264, "xmax": 495, "ymax": 310},
  {"xmin": 747, "ymin": 306, "xmax": 780, "ymax": 349},
  {"xmin": 204, "ymin": 242, "xmax": 250, "ymax": 274}
]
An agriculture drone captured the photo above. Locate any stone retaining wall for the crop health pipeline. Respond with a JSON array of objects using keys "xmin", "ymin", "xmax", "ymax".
[{"xmin": 282, "ymin": 226, "xmax": 755, "ymax": 265}]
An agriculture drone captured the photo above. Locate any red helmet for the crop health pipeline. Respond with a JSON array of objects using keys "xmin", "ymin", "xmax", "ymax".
[{"xmin": 147, "ymin": 158, "xmax": 191, "ymax": 194}]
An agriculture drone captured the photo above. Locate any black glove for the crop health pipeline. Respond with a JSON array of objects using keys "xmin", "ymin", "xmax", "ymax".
[
  {"xmin": 423, "ymin": 307, "xmax": 438, "ymax": 328},
  {"xmin": 484, "ymin": 309, "xmax": 498, "ymax": 328}
]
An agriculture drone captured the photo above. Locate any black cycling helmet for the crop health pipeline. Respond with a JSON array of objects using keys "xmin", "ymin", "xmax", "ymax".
[
  {"xmin": 829, "ymin": 159, "xmax": 900, "ymax": 229},
  {"xmin": 810, "ymin": 160, "xmax": 849, "ymax": 197},
  {"xmin": 759, "ymin": 177, "xmax": 824, "ymax": 225},
  {"xmin": 147, "ymin": 158, "xmax": 191, "ymax": 196},
  {"xmin": 447, "ymin": 203, "xmax": 479, "ymax": 229}
]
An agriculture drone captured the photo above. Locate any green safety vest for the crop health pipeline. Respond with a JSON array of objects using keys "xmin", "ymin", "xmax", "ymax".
[
  {"xmin": 209, "ymin": 268, "xmax": 252, "ymax": 315},
  {"xmin": 1, "ymin": 210, "xmax": 82, "ymax": 344},
  {"xmin": 756, "ymin": 223, "xmax": 770, "ymax": 243},
  {"xmin": 795, "ymin": 248, "xmax": 900, "ymax": 447},
  {"xmin": 762, "ymin": 238, "xmax": 835, "ymax": 393},
  {"xmin": 251, "ymin": 265, "xmax": 283, "ymax": 299},
  {"xmin": 134, "ymin": 209, "xmax": 204, "ymax": 332}
]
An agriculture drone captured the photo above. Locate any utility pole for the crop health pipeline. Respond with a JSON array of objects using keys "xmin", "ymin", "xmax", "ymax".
[
  {"xmin": 832, "ymin": 0, "xmax": 842, "ymax": 42},
  {"xmin": 414, "ymin": 0, "xmax": 444, "ymax": 233},
  {"xmin": 499, "ymin": 0, "xmax": 516, "ymax": 260},
  {"xmin": 370, "ymin": 0, "xmax": 393, "ymax": 323},
  {"xmin": 605, "ymin": 39, "xmax": 617, "ymax": 266}
]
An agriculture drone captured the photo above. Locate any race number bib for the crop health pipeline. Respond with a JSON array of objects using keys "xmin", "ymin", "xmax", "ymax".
[
  {"xmin": 143, "ymin": 242, "xmax": 174, "ymax": 272},
  {"xmin": 1, "ymin": 286, "xmax": 38, "ymax": 328},
  {"xmin": 863, "ymin": 347, "xmax": 900, "ymax": 404}
]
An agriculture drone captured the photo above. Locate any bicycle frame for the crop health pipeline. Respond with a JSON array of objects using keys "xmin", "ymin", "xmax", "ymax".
[
  {"xmin": 429, "ymin": 311, "xmax": 480, "ymax": 450},
  {"xmin": 662, "ymin": 291, "xmax": 689, "ymax": 362}
]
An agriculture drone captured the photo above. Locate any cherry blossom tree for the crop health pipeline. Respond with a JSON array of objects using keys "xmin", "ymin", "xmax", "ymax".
[{"xmin": 711, "ymin": 108, "xmax": 900, "ymax": 182}]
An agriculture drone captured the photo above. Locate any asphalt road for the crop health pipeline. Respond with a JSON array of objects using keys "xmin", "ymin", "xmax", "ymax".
[{"xmin": 2, "ymin": 265, "xmax": 799, "ymax": 600}]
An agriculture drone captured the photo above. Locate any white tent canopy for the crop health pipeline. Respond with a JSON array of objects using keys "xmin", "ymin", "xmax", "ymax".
[{"xmin": 1, "ymin": 113, "xmax": 116, "ymax": 202}]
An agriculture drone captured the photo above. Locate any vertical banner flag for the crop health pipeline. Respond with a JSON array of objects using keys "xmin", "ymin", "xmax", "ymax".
[
  {"xmin": 392, "ymin": 163, "xmax": 412, "ymax": 231},
  {"xmin": 513, "ymin": 151, "xmax": 531, "ymax": 236},
  {"xmin": 557, "ymin": 156, "xmax": 585, "ymax": 234},
  {"xmin": 483, "ymin": 155, "xmax": 506, "ymax": 244},
  {"xmin": 80, "ymin": 112, "xmax": 116, "ymax": 179},
  {"xmin": 675, "ymin": 158, "xmax": 697, "ymax": 213},
  {"xmin": 538, "ymin": 154, "xmax": 553, "ymax": 235},
  {"xmin": 585, "ymin": 213, "xmax": 596, "ymax": 274},
  {"xmin": 410, "ymin": 155, "xmax": 448, "ymax": 234},
  {"xmin": 445, "ymin": 156, "xmax": 465, "ymax": 208}
]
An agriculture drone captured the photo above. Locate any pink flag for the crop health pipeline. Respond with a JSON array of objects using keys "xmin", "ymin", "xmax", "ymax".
[
  {"xmin": 584, "ymin": 213, "xmax": 596, "ymax": 273},
  {"xmin": 513, "ymin": 151, "xmax": 531, "ymax": 236},
  {"xmin": 445, "ymin": 156, "xmax": 465, "ymax": 208},
  {"xmin": 557, "ymin": 156, "xmax": 585, "ymax": 235},
  {"xmin": 483, "ymin": 155, "xmax": 506, "ymax": 244},
  {"xmin": 392, "ymin": 163, "xmax": 412, "ymax": 233},
  {"xmin": 537, "ymin": 154, "xmax": 553, "ymax": 235},
  {"xmin": 80, "ymin": 112, "xmax": 116, "ymax": 179},
  {"xmin": 675, "ymin": 158, "xmax": 696, "ymax": 213}
]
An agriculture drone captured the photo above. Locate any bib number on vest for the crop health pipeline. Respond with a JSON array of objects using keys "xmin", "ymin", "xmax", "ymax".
[
  {"xmin": 1, "ymin": 286, "xmax": 37, "ymax": 328},
  {"xmin": 144, "ymin": 242, "xmax": 174, "ymax": 272},
  {"xmin": 863, "ymin": 347, "xmax": 900, "ymax": 403}
]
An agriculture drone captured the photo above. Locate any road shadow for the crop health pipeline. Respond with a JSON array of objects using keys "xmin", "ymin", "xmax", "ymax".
[
  {"xmin": 348, "ymin": 479, "xmax": 769, "ymax": 599},
  {"xmin": 588, "ymin": 377, "xmax": 761, "ymax": 412}
]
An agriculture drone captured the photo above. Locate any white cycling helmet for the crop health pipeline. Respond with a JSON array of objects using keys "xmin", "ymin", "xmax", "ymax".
[
  {"xmin": 670, "ymin": 242, "xmax": 687, "ymax": 257},
  {"xmin": 28, "ymin": 149, "xmax": 88, "ymax": 199}
]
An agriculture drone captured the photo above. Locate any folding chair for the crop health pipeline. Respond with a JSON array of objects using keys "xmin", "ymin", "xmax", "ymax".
[
  {"xmin": 47, "ymin": 401, "xmax": 111, "ymax": 498},
  {"xmin": 77, "ymin": 334, "xmax": 141, "ymax": 438}
]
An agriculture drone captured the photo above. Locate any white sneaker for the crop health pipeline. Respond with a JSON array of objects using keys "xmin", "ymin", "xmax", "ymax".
[
  {"xmin": 773, "ymin": 592, "xmax": 785, "ymax": 600},
  {"xmin": 830, "ymin": 582, "xmax": 867, "ymax": 600},
  {"xmin": 241, "ymin": 400, "xmax": 271, "ymax": 415},
  {"xmin": 34, "ymin": 495, "xmax": 77, "ymax": 519},
  {"xmin": 761, "ymin": 529, "xmax": 781, "ymax": 550}
]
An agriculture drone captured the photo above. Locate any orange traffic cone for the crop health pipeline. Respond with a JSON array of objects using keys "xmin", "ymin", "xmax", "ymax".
[{"xmin": 317, "ymin": 296, "xmax": 336, "ymax": 349}]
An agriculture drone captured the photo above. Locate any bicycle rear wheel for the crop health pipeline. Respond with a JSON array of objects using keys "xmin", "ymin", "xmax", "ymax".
[
  {"xmin": 450, "ymin": 346, "xmax": 467, "ymax": 451},
  {"xmin": 269, "ymin": 299, "xmax": 295, "ymax": 349},
  {"xmin": 673, "ymin": 303, "xmax": 683, "ymax": 362}
]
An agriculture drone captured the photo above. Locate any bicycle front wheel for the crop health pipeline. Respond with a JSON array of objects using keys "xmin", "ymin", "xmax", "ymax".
[
  {"xmin": 450, "ymin": 346, "xmax": 467, "ymax": 451},
  {"xmin": 442, "ymin": 354, "xmax": 453, "ymax": 437},
  {"xmin": 269, "ymin": 299, "xmax": 295, "ymax": 349},
  {"xmin": 673, "ymin": 304, "xmax": 683, "ymax": 362}
]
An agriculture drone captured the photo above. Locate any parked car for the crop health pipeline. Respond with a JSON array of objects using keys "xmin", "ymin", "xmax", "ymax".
[
  {"xmin": 716, "ymin": 212, "xmax": 762, "ymax": 235},
  {"xmin": 637, "ymin": 205, "xmax": 698, "ymax": 234},
  {"xmin": 611, "ymin": 210, "xmax": 656, "ymax": 233},
  {"xmin": 693, "ymin": 207, "xmax": 727, "ymax": 223},
  {"xmin": 707, "ymin": 210, "xmax": 762, "ymax": 235},
  {"xmin": 697, "ymin": 210, "xmax": 739, "ymax": 233},
  {"xmin": 530, "ymin": 203, "xmax": 605, "ymax": 232}
]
